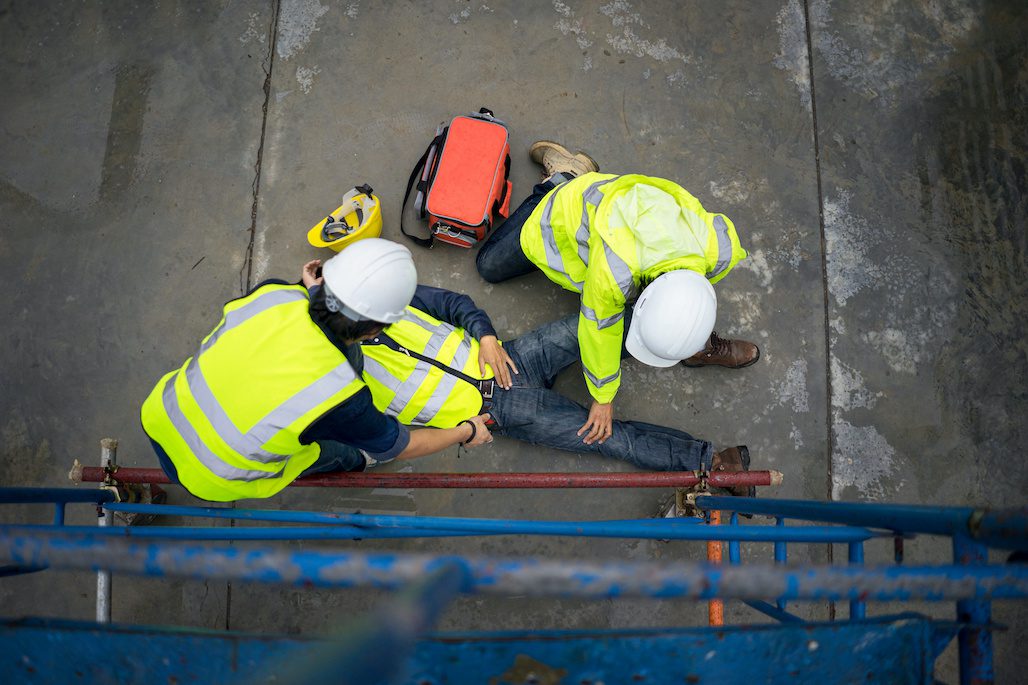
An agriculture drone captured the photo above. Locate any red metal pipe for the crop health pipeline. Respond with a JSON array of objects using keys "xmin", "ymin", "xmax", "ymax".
[{"xmin": 76, "ymin": 466, "xmax": 783, "ymax": 489}]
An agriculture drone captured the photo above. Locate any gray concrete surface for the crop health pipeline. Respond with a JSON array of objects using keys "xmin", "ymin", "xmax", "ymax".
[{"xmin": 1, "ymin": 0, "xmax": 1024, "ymax": 681}]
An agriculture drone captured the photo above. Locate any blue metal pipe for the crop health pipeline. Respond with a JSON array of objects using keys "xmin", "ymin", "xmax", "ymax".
[
  {"xmin": 53, "ymin": 503, "xmax": 66, "ymax": 526},
  {"xmin": 775, "ymin": 517, "xmax": 788, "ymax": 612},
  {"xmin": 2, "ymin": 529, "xmax": 1026, "ymax": 602},
  {"xmin": 104, "ymin": 503, "xmax": 702, "ymax": 527},
  {"xmin": 0, "ymin": 487, "xmax": 115, "ymax": 506},
  {"xmin": 774, "ymin": 518, "xmax": 788, "ymax": 564},
  {"xmin": 728, "ymin": 512, "xmax": 741, "ymax": 564},
  {"xmin": 0, "ymin": 564, "xmax": 48, "ymax": 578},
  {"xmin": 4, "ymin": 524, "xmax": 475, "ymax": 541},
  {"xmin": 849, "ymin": 542, "xmax": 866, "ymax": 620},
  {"xmin": 972, "ymin": 508, "xmax": 1028, "ymax": 551},
  {"xmin": 263, "ymin": 562, "xmax": 469, "ymax": 685},
  {"xmin": 742, "ymin": 600, "xmax": 804, "ymax": 623},
  {"xmin": 96, "ymin": 506, "xmax": 878, "ymax": 543},
  {"xmin": 695, "ymin": 496, "xmax": 998, "ymax": 541},
  {"xmin": 953, "ymin": 534, "xmax": 994, "ymax": 685}
]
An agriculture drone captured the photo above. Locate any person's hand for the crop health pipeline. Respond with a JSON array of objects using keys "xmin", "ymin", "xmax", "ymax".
[
  {"xmin": 578, "ymin": 401, "xmax": 613, "ymax": 445},
  {"xmin": 478, "ymin": 335, "xmax": 518, "ymax": 389},
  {"xmin": 301, "ymin": 259, "xmax": 323, "ymax": 288},
  {"xmin": 462, "ymin": 413, "xmax": 494, "ymax": 448}
]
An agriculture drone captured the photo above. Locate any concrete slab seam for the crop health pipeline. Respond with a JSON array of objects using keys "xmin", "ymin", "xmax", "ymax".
[
  {"xmin": 240, "ymin": 0, "xmax": 283, "ymax": 296},
  {"xmin": 802, "ymin": 0, "xmax": 835, "ymax": 620}
]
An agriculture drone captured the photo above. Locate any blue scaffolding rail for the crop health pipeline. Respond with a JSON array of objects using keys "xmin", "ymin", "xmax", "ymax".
[{"xmin": 1, "ymin": 445, "xmax": 1025, "ymax": 684}]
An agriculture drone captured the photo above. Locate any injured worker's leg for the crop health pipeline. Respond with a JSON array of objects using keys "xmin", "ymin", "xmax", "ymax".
[{"xmin": 488, "ymin": 384, "xmax": 717, "ymax": 473}]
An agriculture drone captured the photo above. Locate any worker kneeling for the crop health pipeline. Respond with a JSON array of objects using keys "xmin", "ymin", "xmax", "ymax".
[
  {"xmin": 140, "ymin": 239, "xmax": 492, "ymax": 502},
  {"xmin": 354, "ymin": 280, "xmax": 754, "ymax": 498}
]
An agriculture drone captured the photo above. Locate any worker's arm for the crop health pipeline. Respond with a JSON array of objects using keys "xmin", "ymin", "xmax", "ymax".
[
  {"xmin": 409, "ymin": 284, "xmax": 518, "ymax": 389},
  {"xmin": 397, "ymin": 414, "xmax": 492, "ymax": 460},
  {"xmin": 575, "ymin": 268, "xmax": 630, "ymax": 445},
  {"xmin": 302, "ymin": 389, "xmax": 492, "ymax": 467},
  {"xmin": 409, "ymin": 285, "xmax": 496, "ymax": 339}
]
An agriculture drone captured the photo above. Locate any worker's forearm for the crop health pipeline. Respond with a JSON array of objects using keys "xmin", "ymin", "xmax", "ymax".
[{"xmin": 396, "ymin": 424, "xmax": 473, "ymax": 460}]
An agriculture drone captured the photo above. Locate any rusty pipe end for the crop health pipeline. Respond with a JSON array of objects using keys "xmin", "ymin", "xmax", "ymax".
[
  {"xmin": 769, "ymin": 470, "xmax": 784, "ymax": 486},
  {"xmin": 100, "ymin": 438, "xmax": 119, "ymax": 451},
  {"xmin": 68, "ymin": 459, "xmax": 83, "ymax": 484}
]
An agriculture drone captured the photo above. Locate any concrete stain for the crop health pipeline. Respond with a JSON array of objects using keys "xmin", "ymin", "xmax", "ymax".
[
  {"xmin": 831, "ymin": 415, "xmax": 898, "ymax": 500},
  {"xmin": 830, "ymin": 356, "xmax": 881, "ymax": 411},
  {"xmin": 239, "ymin": 11, "xmax": 267, "ymax": 46},
  {"xmin": 810, "ymin": 0, "xmax": 978, "ymax": 108},
  {"xmin": 551, "ymin": 0, "xmax": 693, "ymax": 75},
  {"xmin": 775, "ymin": 359, "xmax": 810, "ymax": 413},
  {"xmin": 773, "ymin": 0, "xmax": 812, "ymax": 111},
  {"xmin": 735, "ymin": 247, "xmax": 773, "ymax": 290},
  {"xmin": 823, "ymin": 189, "xmax": 884, "ymax": 306},
  {"xmin": 99, "ymin": 62, "xmax": 154, "ymax": 203},
  {"xmin": 276, "ymin": 0, "xmax": 330, "ymax": 62},
  {"xmin": 295, "ymin": 64, "xmax": 320, "ymax": 94}
]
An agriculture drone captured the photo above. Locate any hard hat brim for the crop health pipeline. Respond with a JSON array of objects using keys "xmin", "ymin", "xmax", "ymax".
[{"xmin": 625, "ymin": 316, "xmax": 681, "ymax": 368}]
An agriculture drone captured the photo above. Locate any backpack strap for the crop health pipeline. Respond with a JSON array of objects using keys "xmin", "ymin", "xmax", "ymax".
[
  {"xmin": 364, "ymin": 332, "xmax": 481, "ymax": 386},
  {"xmin": 400, "ymin": 128, "xmax": 447, "ymax": 248}
]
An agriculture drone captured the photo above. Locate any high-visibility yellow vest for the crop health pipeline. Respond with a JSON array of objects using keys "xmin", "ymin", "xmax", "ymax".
[
  {"xmin": 361, "ymin": 306, "xmax": 492, "ymax": 428},
  {"xmin": 140, "ymin": 284, "xmax": 365, "ymax": 501},
  {"xmin": 520, "ymin": 173, "xmax": 747, "ymax": 404}
]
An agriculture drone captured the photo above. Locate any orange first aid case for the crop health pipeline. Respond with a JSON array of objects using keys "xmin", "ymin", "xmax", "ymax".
[{"xmin": 402, "ymin": 109, "xmax": 512, "ymax": 248}]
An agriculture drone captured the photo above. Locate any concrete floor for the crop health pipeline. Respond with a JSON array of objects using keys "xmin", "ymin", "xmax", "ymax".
[{"xmin": 1, "ymin": 0, "xmax": 1025, "ymax": 681}]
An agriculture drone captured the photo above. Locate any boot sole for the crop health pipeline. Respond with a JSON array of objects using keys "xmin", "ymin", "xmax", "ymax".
[
  {"xmin": 529, "ymin": 140, "xmax": 600, "ymax": 173},
  {"xmin": 681, "ymin": 346, "xmax": 761, "ymax": 369},
  {"xmin": 729, "ymin": 445, "xmax": 753, "ymax": 499}
]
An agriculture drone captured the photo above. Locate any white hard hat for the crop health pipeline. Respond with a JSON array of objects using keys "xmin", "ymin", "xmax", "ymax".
[
  {"xmin": 626, "ymin": 270, "xmax": 716, "ymax": 367},
  {"xmin": 321, "ymin": 238, "xmax": 417, "ymax": 323}
]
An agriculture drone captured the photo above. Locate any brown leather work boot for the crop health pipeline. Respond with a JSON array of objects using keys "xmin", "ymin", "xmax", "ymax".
[
  {"xmin": 711, "ymin": 445, "xmax": 754, "ymax": 497},
  {"xmin": 529, "ymin": 140, "xmax": 599, "ymax": 178},
  {"xmin": 682, "ymin": 331, "xmax": 760, "ymax": 369}
]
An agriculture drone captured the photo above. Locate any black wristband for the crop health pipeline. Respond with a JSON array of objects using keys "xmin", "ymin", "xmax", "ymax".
[{"xmin": 458, "ymin": 419, "xmax": 477, "ymax": 446}]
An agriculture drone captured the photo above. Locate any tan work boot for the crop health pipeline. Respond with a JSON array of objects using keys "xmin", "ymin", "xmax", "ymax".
[
  {"xmin": 529, "ymin": 140, "xmax": 599, "ymax": 178},
  {"xmin": 710, "ymin": 445, "xmax": 754, "ymax": 498},
  {"xmin": 683, "ymin": 332, "xmax": 760, "ymax": 369}
]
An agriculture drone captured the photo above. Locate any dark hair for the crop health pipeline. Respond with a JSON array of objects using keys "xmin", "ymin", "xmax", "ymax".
[{"xmin": 308, "ymin": 286, "xmax": 386, "ymax": 343}]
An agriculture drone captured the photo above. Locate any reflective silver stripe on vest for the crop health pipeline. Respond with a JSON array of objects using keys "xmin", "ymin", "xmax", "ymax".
[
  {"xmin": 161, "ymin": 377, "xmax": 281, "ymax": 482},
  {"xmin": 364, "ymin": 324, "xmax": 476, "ymax": 426},
  {"xmin": 575, "ymin": 177, "xmax": 618, "ymax": 265},
  {"xmin": 539, "ymin": 190, "xmax": 585, "ymax": 290},
  {"xmin": 169, "ymin": 286, "xmax": 360, "ymax": 477},
  {"xmin": 411, "ymin": 372, "xmax": 460, "ymax": 426},
  {"xmin": 409, "ymin": 331, "xmax": 475, "ymax": 425},
  {"xmin": 584, "ymin": 366, "xmax": 621, "ymax": 389},
  {"xmin": 247, "ymin": 361, "xmax": 360, "ymax": 447},
  {"xmin": 184, "ymin": 358, "xmax": 290, "ymax": 464},
  {"xmin": 362, "ymin": 356, "xmax": 412, "ymax": 417},
  {"xmin": 708, "ymin": 215, "xmax": 733, "ymax": 279},
  {"xmin": 200, "ymin": 288, "xmax": 308, "ymax": 355},
  {"xmin": 580, "ymin": 303, "xmax": 626, "ymax": 330},
  {"xmin": 603, "ymin": 241, "xmax": 636, "ymax": 301}
]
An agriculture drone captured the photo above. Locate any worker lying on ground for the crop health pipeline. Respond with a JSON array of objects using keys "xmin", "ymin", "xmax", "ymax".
[
  {"xmin": 300, "ymin": 272, "xmax": 754, "ymax": 497},
  {"xmin": 476, "ymin": 142, "xmax": 760, "ymax": 447},
  {"xmin": 140, "ymin": 239, "xmax": 493, "ymax": 502}
]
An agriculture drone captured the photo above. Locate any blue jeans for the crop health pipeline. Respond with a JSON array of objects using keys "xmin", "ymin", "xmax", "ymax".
[
  {"xmin": 477, "ymin": 177, "xmax": 565, "ymax": 283},
  {"xmin": 300, "ymin": 441, "xmax": 366, "ymax": 476},
  {"xmin": 489, "ymin": 316, "xmax": 713, "ymax": 471}
]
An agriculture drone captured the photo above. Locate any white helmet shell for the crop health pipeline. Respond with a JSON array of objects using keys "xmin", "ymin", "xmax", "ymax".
[
  {"xmin": 626, "ymin": 270, "xmax": 716, "ymax": 367},
  {"xmin": 320, "ymin": 238, "xmax": 417, "ymax": 324}
]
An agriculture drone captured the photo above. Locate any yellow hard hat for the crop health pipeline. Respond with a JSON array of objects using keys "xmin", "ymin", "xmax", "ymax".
[{"xmin": 307, "ymin": 184, "xmax": 383, "ymax": 252}]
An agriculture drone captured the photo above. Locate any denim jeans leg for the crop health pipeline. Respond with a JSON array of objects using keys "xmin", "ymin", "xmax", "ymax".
[
  {"xmin": 488, "ymin": 385, "xmax": 712, "ymax": 471},
  {"xmin": 503, "ymin": 314, "xmax": 581, "ymax": 388},
  {"xmin": 476, "ymin": 178, "xmax": 563, "ymax": 283},
  {"xmin": 299, "ymin": 440, "xmax": 366, "ymax": 477}
]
